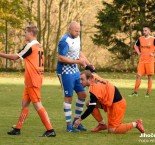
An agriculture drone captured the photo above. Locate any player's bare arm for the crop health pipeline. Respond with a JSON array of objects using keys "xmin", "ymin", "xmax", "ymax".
[
  {"xmin": 58, "ymin": 54, "xmax": 85, "ymax": 66},
  {"xmin": 79, "ymin": 51, "xmax": 95, "ymax": 69},
  {"xmin": 134, "ymin": 45, "xmax": 141, "ymax": 56},
  {"xmin": 0, "ymin": 53, "xmax": 19, "ymax": 60}
]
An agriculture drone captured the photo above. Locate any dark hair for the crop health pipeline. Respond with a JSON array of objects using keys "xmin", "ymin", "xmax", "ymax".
[
  {"xmin": 25, "ymin": 25, "xmax": 38, "ymax": 36},
  {"xmin": 143, "ymin": 25, "xmax": 150, "ymax": 30},
  {"xmin": 80, "ymin": 70, "xmax": 92, "ymax": 79}
]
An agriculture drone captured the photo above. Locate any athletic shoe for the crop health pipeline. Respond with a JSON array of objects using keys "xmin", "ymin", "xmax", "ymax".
[
  {"xmin": 145, "ymin": 93, "xmax": 150, "ymax": 97},
  {"xmin": 73, "ymin": 120, "xmax": 87, "ymax": 131},
  {"xmin": 91, "ymin": 124, "xmax": 107, "ymax": 132},
  {"xmin": 128, "ymin": 92, "xmax": 138, "ymax": 97},
  {"xmin": 136, "ymin": 119, "xmax": 145, "ymax": 133},
  {"xmin": 76, "ymin": 123, "xmax": 87, "ymax": 131},
  {"xmin": 40, "ymin": 129, "xmax": 56, "ymax": 137},
  {"xmin": 7, "ymin": 128, "xmax": 20, "ymax": 135},
  {"xmin": 67, "ymin": 124, "xmax": 80, "ymax": 133}
]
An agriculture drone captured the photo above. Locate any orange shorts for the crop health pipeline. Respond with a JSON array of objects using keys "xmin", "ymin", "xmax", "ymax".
[
  {"xmin": 137, "ymin": 62, "xmax": 154, "ymax": 76},
  {"xmin": 22, "ymin": 87, "xmax": 41, "ymax": 103},
  {"xmin": 107, "ymin": 98, "xmax": 126, "ymax": 128}
]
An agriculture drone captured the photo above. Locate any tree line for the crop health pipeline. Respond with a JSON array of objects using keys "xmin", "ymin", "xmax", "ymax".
[{"xmin": 0, "ymin": 0, "xmax": 154, "ymax": 71}]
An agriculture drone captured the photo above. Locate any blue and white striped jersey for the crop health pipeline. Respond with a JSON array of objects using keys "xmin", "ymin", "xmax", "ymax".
[{"xmin": 56, "ymin": 33, "xmax": 81, "ymax": 74}]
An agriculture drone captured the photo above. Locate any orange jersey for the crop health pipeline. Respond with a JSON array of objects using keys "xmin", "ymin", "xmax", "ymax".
[
  {"xmin": 17, "ymin": 40, "xmax": 44, "ymax": 88},
  {"xmin": 89, "ymin": 74, "xmax": 115, "ymax": 107},
  {"xmin": 136, "ymin": 36, "xmax": 155, "ymax": 63}
]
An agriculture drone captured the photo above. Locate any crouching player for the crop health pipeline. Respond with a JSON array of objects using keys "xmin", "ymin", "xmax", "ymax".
[{"xmin": 74, "ymin": 70, "xmax": 145, "ymax": 134}]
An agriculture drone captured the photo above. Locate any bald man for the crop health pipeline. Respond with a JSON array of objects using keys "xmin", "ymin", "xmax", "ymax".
[{"xmin": 56, "ymin": 21, "xmax": 94, "ymax": 132}]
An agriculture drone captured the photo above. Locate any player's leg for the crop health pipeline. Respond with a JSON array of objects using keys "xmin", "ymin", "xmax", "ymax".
[
  {"xmin": 74, "ymin": 72, "xmax": 87, "ymax": 131},
  {"xmin": 109, "ymin": 120, "xmax": 144, "ymax": 134},
  {"xmin": 58, "ymin": 73, "xmax": 80, "ymax": 132},
  {"xmin": 30, "ymin": 87, "xmax": 56, "ymax": 137},
  {"xmin": 86, "ymin": 101, "xmax": 107, "ymax": 132},
  {"xmin": 145, "ymin": 63, "xmax": 154, "ymax": 97},
  {"xmin": 107, "ymin": 99, "xmax": 144, "ymax": 133},
  {"xmin": 129, "ymin": 63, "xmax": 144, "ymax": 97},
  {"xmin": 146, "ymin": 75, "xmax": 152, "ymax": 97},
  {"xmin": 7, "ymin": 88, "xmax": 30, "ymax": 135},
  {"xmin": 134, "ymin": 74, "xmax": 141, "ymax": 94}
]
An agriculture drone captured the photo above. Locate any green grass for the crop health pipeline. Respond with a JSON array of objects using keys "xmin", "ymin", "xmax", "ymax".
[{"xmin": 0, "ymin": 72, "xmax": 155, "ymax": 145}]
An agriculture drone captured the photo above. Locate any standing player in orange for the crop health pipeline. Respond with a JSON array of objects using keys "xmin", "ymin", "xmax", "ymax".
[
  {"xmin": 129, "ymin": 26, "xmax": 155, "ymax": 97},
  {"xmin": 0, "ymin": 25, "xmax": 56, "ymax": 137},
  {"xmin": 74, "ymin": 70, "xmax": 145, "ymax": 134}
]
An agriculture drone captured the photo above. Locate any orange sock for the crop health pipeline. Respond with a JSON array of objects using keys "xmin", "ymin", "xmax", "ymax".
[
  {"xmin": 37, "ymin": 108, "xmax": 53, "ymax": 130},
  {"xmin": 147, "ymin": 79, "xmax": 152, "ymax": 94},
  {"xmin": 134, "ymin": 79, "xmax": 141, "ymax": 92},
  {"xmin": 16, "ymin": 108, "xmax": 29, "ymax": 129},
  {"xmin": 91, "ymin": 108, "xmax": 103, "ymax": 122},
  {"xmin": 114, "ymin": 123, "xmax": 134, "ymax": 134}
]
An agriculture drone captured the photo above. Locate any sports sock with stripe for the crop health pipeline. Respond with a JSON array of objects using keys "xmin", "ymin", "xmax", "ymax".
[
  {"xmin": 147, "ymin": 79, "xmax": 152, "ymax": 94},
  {"xmin": 37, "ymin": 107, "xmax": 53, "ymax": 130},
  {"xmin": 64, "ymin": 102, "xmax": 72, "ymax": 123},
  {"xmin": 134, "ymin": 79, "xmax": 141, "ymax": 92},
  {"xmin": 113, "ymin": 123, "xmax": 134, "ymax": 134},
  {"xmin": 16, "ymin": 108, "xmax": 29, "ymax": 129},
  {"xmin": 74, "ymin": 98, "xmax": 85, "ymax": 119}
]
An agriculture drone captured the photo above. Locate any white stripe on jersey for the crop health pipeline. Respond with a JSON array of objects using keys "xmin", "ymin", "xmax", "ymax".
[
  {"xmin": 16, "ymin": 40, "xmax": 39, "ymax": 59},
  {"xmin": 57, "ymin": 74, "xmax": 65, "ymax": 97},
  {"xmin": 89, "ymin": 102, "xmax": 96, "ymax": 106}
]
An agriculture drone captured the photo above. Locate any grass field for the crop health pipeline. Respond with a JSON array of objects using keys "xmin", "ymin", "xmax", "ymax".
[{"xmin": 0, "ymin": 72, "xmax": 155, "ymax": 145}]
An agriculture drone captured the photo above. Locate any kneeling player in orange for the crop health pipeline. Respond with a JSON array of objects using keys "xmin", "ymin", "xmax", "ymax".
[
  {"xmin": 74, "ymin": 70, "xmax": 145, "ymax": 134},
  {"xmin": 0, "ymin": 25, "xmax": 56, "ymax": 137}
]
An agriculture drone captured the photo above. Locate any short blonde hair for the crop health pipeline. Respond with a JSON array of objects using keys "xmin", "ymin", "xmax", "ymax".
[{"xmin": 25, "ymin": 25, "xmax": 38, "ymax": 36}]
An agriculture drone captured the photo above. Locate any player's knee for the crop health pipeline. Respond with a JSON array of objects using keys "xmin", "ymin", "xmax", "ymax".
[
  {"xmin": 33, "ymin": 101, "xmax": 43, "ymax": 111},
  {"xmin": 148, "ymin": 75, "xmax": 152, "ymax": 80},
  {"xmin": 136, "ymin": 74, "xmax": 141, "ymax": 79},
  {"xmin": 77, "ymin": 91, "xmax": 86, "ymax": 99},
  {"xmin": 108, "ymin": 128, "xmax": 116, "ymax": 134}
]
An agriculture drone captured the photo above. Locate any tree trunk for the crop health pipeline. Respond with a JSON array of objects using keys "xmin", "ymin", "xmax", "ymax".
[
  {"xmin": 129, "ymin": 1, "xmax": 134, "ymax": 66},
  {"xmin": 42, "ymin": 0, "xmax": 48, "ymax": 68},
  {"xmin": 51, "ymin": 0, "xmax": 64, "ymax": 70},
  {"xmin": 46, "ymin": 0, "xmax": 53, "ymax": 70},
  {"xmin": 37, "ymin": 0, "xmax": 41, "ymax": 42}
]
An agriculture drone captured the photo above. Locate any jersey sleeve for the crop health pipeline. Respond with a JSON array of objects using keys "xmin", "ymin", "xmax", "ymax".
[
  {"xmin": 58, "ymin": 40, "xmax": 69, "ymax": 56},
  {"xmin": 16, "ymin": 44, "xmax": 32, "ymax": 59},
  {"xmin": 81, "ymin": 92, "xmax": 98, "ymax": 120},
  {"xmin": 135, "ymin": 39, "xmax": 140, "ymax": 47}
]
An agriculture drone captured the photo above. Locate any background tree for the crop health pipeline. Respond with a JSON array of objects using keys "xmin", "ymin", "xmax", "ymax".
[
  {"xmin": 0, "ymin": 0, "xmax": 35, "ymax": 68},
  {"xmin": 92, "ymin": 0, "xmax": 155, "ymax": 68}
]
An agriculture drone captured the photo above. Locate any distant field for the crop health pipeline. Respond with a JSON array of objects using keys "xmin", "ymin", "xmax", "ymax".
[{"xmin": 0, "ymin": 72, "xmax": 155, "ymax": 145}]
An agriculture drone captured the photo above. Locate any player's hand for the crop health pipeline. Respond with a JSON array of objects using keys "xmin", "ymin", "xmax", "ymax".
[
  {"xmin": 77, "ymin": 58, "xmax": 86, "ymax": 67},
  {"xmin": 73, "ymin": 118, "xmax": 81, "ymax": 128},
  {"xmin": 85, "ymin": 65, "xmax": 96, "ymax": 73},
  {"xmin": 88, "ymin": 64, "xmax": 95, "ymax": 70}
]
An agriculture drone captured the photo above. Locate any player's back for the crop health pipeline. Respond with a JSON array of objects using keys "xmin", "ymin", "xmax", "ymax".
[
  {"xmin": 24, "ymin": 43, "xmax": 44, "ymax": 88},
  {"xmin": 89, "ymin": 74, "xmax": 115, "ymax": 106}
]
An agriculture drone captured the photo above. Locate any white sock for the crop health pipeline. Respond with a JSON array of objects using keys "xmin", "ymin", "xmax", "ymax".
[{"xmin": 132, "ymin": 122, "xmax": 137, "ymax": 128}]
